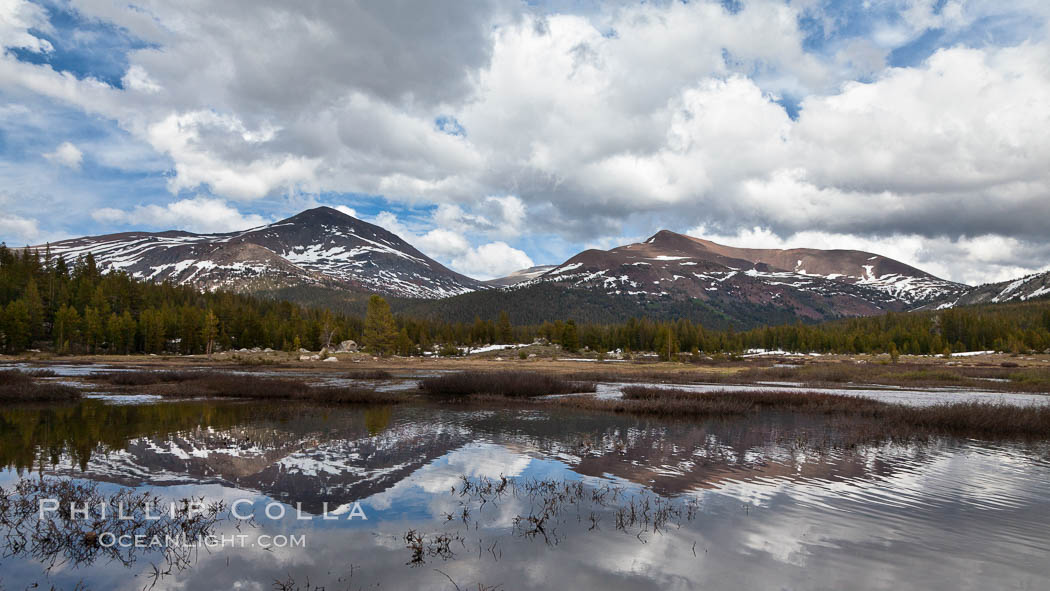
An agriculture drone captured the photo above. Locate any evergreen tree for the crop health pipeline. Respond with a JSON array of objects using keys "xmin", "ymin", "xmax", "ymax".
[
  {"xmin": 363, "ymin": 295, "xmax": 397, "ymax": 356},
  {"xmin": 3, "ymin": 299, "xmax": 30, "ymax": 352},
  {"xmin": 83, "ymin": 306, "xmax": 104, "ymax": 353},
  {"xmin": 106, "ymin": 313, "xmax": 123, "ymax": 353},
  {"xmin": 470, "ymin": 316, "xmax": 487, "ymax": 345},
  {"xmin": 119, "ymin": 311, "xmax": 137, "ymax": 354},
  {"xmin": 53, "ymin": 305, "xmax": 81, "ymax": 353},
  {"xmin": 395, "ymin": 328, "xmax": 415, "ymax": 356},
  {"xmin": 202, "ymin": 310, "xmax": 219, "ymax": 354},
  {"xmin": 498, "ymin": 310, "xmax": 513, "ymax": 344},
  {"xmin": 561, "ymin": 320, "xmax": 579, "ymax": 352},
  {"xmin": 24, "ymin": 279, "xmax": 44, "ymax": 341},
  {"xmin": 655, "ymin": 325, "xmax": 679, "ymax": 361},
  {"xmin": 140, "ymin": 309, "xmax": 165, "ymax": 354}
]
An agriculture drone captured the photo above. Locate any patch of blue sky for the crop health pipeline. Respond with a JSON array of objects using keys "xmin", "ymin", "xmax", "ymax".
[
  {"xmin": 890, "ymin": 13, "xmax": 1048, "ymax": 67},
  {"xmin": 887, "ymin": 27, "xmax": 946, "ymax": 67},
  {"xmin": 434, "ymin": 115, "xmax": 466, "ymax": 137},
  {"xmin": 800, "ymin": 0, "xmax": 1044, "ymax": 66},
  {"xmin": 716, "ymin": 48, "xmax": 802, "ymax": 118},
  {"xmin": 0, "ymin": 91, "xmax": 174, "ymax": 242},
  {"xmin": 505, "ymin": 230, "xmax": 595, "ymax": 270},
  {"xmin": 718, "ymin": 0, "xmax": 743, "ymax": 15},
  {"xmin": 3, "ymin": 95, "xmax": 166, "ymax": 174},
  {"xmin": 798, "ymin": 0, "xmax": 953, "ymax": 49},
  {"xmin": 0, "ymin": 93, "xmax": 91, "ymax": 159},
  {"xmin": 772, "ymin": 94, "xmax": 802, "ymax": 120},
  {"xmin": 9, "ymin": 0, "xmax": 150, "ymax": 89}
]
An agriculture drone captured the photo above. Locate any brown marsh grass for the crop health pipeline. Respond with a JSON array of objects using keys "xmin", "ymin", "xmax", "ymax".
[
  {"xmin": 623, "ymin": 385, "xmax": 887, "ymax": 411},
  {"xmin": 560, "ymin": 366, "xmax": 756, "ymax": 385},
  {"xmin": 419, "ymin": 371, "xmax": 596, "ymax": 397},
  {"xmin": 555, "ymin": 386, "xmax": 1050, "ymax": 438},
  {"xmin": 710, "ymin": 363, "xmax": 1050, "ymax": 393},
  {"xmin": 555, "ymin": 361, "xmax": 1050, "ymax": 392},
  {"xmin": 899, "ymin": 401, "xmax": 1050, "ymax": 437},
  {"xmin": 0, "ymin": 370, "xmax": 80, "ymax": 401},
  {"xmin": 89, "ymin": 370, "xmax": 215, "ymax": 386},
  {"xmin": 344, "ymin": 369, "xmax": 394, "ymax": 380},
  {"xmin": 17, "ymin": 368, "xmax": 57, "ymax": 378},
  {"xmin": 88, "ymin": 371, "xmax": 406, "ymax": 404},
  {"xmin": 556, "ymin": 386, "xmax": 884, "ymax": 418},
  {"xmin": 161, "ymin": 373, "xmax": 407, "ymax": 404}
]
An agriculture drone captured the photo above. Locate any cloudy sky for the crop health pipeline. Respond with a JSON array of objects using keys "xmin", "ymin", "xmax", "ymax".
[{"xmin": 1, "ymin": 0, "xmax": 1049, "ymax": 282}]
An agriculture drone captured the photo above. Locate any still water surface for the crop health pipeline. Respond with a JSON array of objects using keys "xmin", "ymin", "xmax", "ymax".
[{"xmin": 1, "ymin": 399, "xmax": 1049, "ymax": 590}]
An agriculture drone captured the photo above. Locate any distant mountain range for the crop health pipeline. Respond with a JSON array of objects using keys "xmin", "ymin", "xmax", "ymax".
[
  {"xmin": 519, "ymin": 229, "xmax": 966, "ymax": 317},
  {"xmin": 35, "ymin": 206, "xmax": 1050, "ymax": 327}
]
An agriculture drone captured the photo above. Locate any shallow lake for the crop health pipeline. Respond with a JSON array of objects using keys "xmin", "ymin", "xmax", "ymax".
[{"xmin": 1, "ymin": 399, "xmax": 1049, "ymax": 590}]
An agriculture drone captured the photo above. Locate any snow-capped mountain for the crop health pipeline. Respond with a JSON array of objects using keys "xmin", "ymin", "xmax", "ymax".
[
  {"xmin": 936, "ymin": 270, "xmax": 1050, "ymax": 308},
  {"xmin": 518, "ymin": 230, "xmax": 967, "ymax": 319},
  {"xmin": 38, "ymin": 207, "xmax": 485, "ymax": 299}
]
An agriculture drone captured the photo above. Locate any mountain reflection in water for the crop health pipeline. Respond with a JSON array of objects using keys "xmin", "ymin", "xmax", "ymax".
[{"xmin": 1, "ymin": 399, "xmax": 1048, "ymax": 590}]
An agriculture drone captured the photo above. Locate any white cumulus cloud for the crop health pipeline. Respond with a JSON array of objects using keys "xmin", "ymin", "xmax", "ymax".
[
  {"xmin": 0, "ymin": 0, "xmax": 53, "ymax": 53},
  {"xmin": 0, "ymin": 212, "xmax": 40, "ymax": 245},
  {"xmin": 451, "ymin": 242, "xmax": 535, "ymax": 280},
  {"xmin": 415, "ymin": 228, "xmax": 471, "ymax": 259},
  {"xmin": 333, "ymin": 205, "xmax": 357, "ymax": 218},
  {"xmin": 91, "ymin": 197, "xmax": 268, "ymax": 233},
  {"xmin": 43, "ymin": 142, "xmax": 83, "ymax": 169}
]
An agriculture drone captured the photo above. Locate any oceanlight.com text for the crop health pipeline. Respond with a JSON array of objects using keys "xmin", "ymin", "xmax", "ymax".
[{"xmin": 97, "ymin": 533, "xmax": 307, "ymax": 549}]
